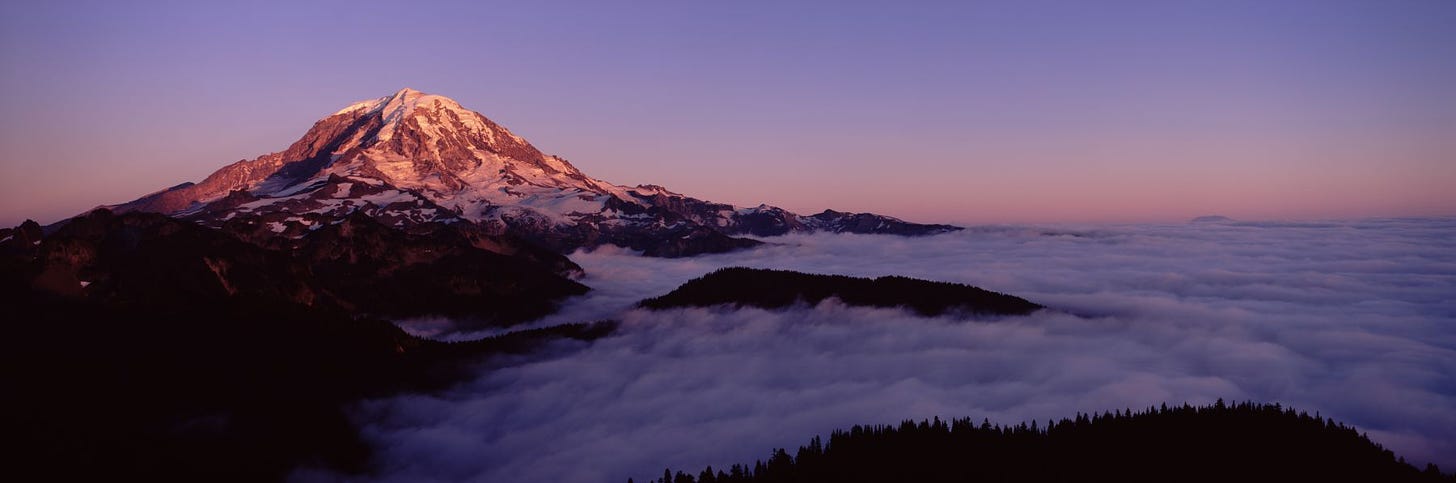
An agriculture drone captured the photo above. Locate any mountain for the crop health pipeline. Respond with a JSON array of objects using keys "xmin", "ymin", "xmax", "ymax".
[
  {"xmin": 640, "ymin": 267, "xmax": 1043, "ymax": 317},
  {"xmin": 110, "ymin": 88, "xmax": 958, "ymax": 257}
]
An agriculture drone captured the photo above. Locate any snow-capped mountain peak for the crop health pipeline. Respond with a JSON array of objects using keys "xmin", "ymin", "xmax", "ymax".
[
  {"xmin": 346, "ymin": 87, "xmax": 504, "ymax": 146},
  {"xmin": 334, "ymin": 87, "xmax": 429, "ymax": 114},
  {"xmin": 111, "ymin": 88, "xmax": 959, "ymax": 257}
]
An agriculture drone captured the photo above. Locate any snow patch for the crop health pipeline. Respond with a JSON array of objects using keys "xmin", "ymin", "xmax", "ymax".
[
  {"xmin": 333, "ymin": 99, "xmax": 381, "ymax": 116},
  {"xmin": 272, "ymin": 179, "xmax": 328, "ymax": 197}
]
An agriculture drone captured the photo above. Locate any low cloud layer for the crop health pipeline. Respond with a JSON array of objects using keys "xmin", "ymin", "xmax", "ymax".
[{"xmin": 335, "ymin": 218, "xmax": 1456, "ymax": 482}]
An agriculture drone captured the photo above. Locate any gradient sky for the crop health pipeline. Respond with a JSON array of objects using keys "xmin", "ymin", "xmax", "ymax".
[{"xmin": 1, "ymin": 0, "xmax": 1452, "ymax": 226}]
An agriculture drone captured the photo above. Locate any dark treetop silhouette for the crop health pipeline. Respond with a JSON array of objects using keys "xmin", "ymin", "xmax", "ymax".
[{"xmin": 639, "ymin": 401, "xmax": 1454, "ymax": 483}]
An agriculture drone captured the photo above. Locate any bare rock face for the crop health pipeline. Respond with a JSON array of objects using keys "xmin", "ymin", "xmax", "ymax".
[{"xmin": 109, "ymin": 88, "xmax": 959, "ymax": 257}]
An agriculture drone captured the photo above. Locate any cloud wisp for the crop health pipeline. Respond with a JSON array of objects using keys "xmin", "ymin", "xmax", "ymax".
[{"xmin": 334, "ymin": 217, "xmax": 1456, "ymax": 482}]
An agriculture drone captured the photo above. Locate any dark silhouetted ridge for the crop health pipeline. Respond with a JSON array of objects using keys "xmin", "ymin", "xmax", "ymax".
[
  {"xmin": 639, "ymin": 267, "xmax": 1042, "ymax": 317},
  {"xmin": 642, "ymin": 400, "xmax": 1455, "ymax": 483},
  {"xmin": 1, "ymin": 211, "xmax": 613, "ymax": 481},
  {"xmin": 7, "ymin": 209, "xmax": 586, "ymax": 324}
]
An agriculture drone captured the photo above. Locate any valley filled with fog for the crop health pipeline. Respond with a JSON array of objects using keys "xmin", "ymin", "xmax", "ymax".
[{"xmin": 342, "ymin": 218, "xmax": 1456, "ymax": 482}]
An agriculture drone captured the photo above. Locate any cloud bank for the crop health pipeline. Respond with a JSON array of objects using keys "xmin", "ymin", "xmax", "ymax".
[{"xmin": 329, "ymin": 217, "xmax": 1456, "ymax": 482}]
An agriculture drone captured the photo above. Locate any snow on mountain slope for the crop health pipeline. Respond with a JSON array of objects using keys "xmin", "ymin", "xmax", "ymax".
[{"xmin": 111, "ymin": 88, "xmax": 959, "ymax": 256}]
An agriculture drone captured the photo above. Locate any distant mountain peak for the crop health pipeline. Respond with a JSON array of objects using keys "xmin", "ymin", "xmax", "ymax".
[{"xmin": 109, "ymin": 89, "xmax": 960, "ymax": 256}]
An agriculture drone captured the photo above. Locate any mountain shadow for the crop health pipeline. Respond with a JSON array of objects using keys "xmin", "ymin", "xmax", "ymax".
[
  {"xmin": 1, "ymin": 212, "xmax": 615, "ymax": 481},
  {"xmin": 5, "ymin": 288, "xmax": 615, "ymax": 482}
]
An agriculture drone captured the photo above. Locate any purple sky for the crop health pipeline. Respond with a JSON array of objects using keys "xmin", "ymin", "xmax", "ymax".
[{"xmin": 1, "ymin": 0, "xmax": 1452, "ymax": 226}]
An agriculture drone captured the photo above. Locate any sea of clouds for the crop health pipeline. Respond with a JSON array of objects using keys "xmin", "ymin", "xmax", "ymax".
[{"xmin": 316, "ymin": 217, "xmax": 1456, "ymax": 482}]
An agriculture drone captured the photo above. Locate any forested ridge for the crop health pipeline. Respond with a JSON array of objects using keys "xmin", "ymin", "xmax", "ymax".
[
  {"xmin": 640, "ymin": 267, "xmax": 1042, "ymax": 317},
  {"xmin": 639, "ymin": 400, "xmax": 1454, "ymax": 483}
]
